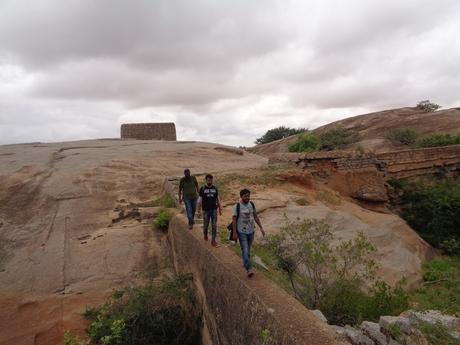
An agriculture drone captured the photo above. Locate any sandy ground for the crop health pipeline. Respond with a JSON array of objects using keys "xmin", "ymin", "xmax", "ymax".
[{"xmin": 0, "ymin": 139, "xmax": 266, "ymax": 345}]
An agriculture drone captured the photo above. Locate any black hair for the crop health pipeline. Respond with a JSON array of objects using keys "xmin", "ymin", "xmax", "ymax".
[
  {"xmin": 240, "ymin": 188, "xmax": 251, "ymax": 197},
  {"xmin": 205, "ymin": 174, "xmax": 213, "ymax": 180},
  {"xmin": 184, "ymin": 168, "xmax": 190, "ymax": 173}
]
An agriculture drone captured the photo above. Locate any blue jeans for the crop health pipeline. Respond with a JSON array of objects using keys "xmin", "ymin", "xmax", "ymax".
[
  {"xmin": 184, "ymin": 197, "xmax": 197, "ymax": 225},
  {"xmin": 203, "ymin": 209, "xmax": 217, "ymax": 241},
  {"xmin": 238, "ymin": 231, "xmax": 255, "ymax": 271}
]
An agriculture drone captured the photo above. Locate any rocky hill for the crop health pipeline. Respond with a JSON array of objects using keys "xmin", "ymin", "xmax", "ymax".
[
  {"xmin": 251, "ymin": 107, "xmax": 460, "ymax": 156},
  {"xmin": 0, "ymin": 139, "xmax": 266, "ymax": 345}
]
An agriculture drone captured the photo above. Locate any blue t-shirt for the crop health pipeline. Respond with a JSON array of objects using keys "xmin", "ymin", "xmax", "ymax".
[{"xmin": 232, "ymin": 202, "xmax": 256, "ymax": 234}]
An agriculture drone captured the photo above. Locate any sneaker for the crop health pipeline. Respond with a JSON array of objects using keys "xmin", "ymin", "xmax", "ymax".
[
  {"xmin": 211, "ymin": 240, "xmax": 220, "ymax": 248},
  {"xmin": 247, "ymin": 269, "xmax": 254, "ymax": 278},
  {"xmin": 204, "ymin": 234, "xmax": 208, "ymax": 241}
]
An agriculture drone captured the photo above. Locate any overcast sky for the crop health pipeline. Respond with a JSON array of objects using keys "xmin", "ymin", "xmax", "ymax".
[{"xmin": 1, "ymin": 0, "xmax": 459, "ymax": 146}]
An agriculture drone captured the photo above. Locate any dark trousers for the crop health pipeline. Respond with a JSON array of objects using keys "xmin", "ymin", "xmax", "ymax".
[{"xmin": 203, "ymin": 209, "xmax": 217, "ymax": 241}]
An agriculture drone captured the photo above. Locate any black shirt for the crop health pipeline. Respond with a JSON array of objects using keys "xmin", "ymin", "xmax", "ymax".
[{"xmin": 199, "ymin": 185, "xmax": 219, "ymax": 211}]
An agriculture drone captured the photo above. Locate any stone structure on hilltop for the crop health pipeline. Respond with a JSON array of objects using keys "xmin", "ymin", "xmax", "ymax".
[{"xmin": 120, "ymin": 122, "xmax": 177, "ymax": 140}]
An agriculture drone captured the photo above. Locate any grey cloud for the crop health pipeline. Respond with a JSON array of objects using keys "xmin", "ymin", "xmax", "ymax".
[
  {"xmin": 1, "ymin": 0, "xmax": 460, "ymax": 147},
  {"xmin": 0, "ymin": 0, "xmax": 289, "ymax": 71}
]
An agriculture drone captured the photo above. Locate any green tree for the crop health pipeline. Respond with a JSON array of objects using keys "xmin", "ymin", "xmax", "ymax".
[
  {"xmin": 417, "ymin": 100, "xmax": 441, "ymax": 112},
  {"xmin": 392, "ymin": 180, "xmax": 460, "ymax": 249},
  {"xmin": 255, "ymin": 126, "xmax": 307, "ymax": 145},
  {"xmin": 288, "ymin": 133, "xmax": 321, "ymax": 153},
  {"xmin": 267, "ymin": 218, "xmax": 408, "ymax": 325}
]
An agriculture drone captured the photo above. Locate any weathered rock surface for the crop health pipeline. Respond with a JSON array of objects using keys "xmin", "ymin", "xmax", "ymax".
[
  {"xmin": 333, "ymin": 310, "xmax": 460, "ymax": 345},
  {"xmin": 0, "ymin": 139, "xmax": 267, "ymax": 345}
]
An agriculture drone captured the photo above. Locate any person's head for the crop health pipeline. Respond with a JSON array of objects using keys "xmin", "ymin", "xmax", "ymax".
[
  {"xmin": 184, "ymin": 169, "xmax": 191, "ymax": 178},
  {"xmin": 205, "ymin": 174, "xmax": 213, "ymax": 186},
  {"xmin": 240, "ymin": 188, "xmax": 251, "ymax": 203}
]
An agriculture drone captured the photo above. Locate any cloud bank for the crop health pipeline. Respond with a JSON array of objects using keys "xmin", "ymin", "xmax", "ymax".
[{"xmin": 1, "ymin": 0, "xmax": 459, "ymax": 146}]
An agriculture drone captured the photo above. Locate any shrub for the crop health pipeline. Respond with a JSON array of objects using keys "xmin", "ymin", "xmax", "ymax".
[
  {"xmin": 85, "ymin": 274, "xmax": 202, "ymax": 345},
  {"xmin": 392, "ymin": 180, "xmax": 460, "ymax": 249},
  {"xmin": 414, "ymin": 133, "xmax": 460, "ymax": 148},
  {"xmin": 423, "ymin": 259, "xmax": 456, "ymax": 282},
  {"xmin": 267, "ymin": 218, "xmax": 408, "ymax": 325},
  {"xmin": 152, "ymin": 208, "xmax": 173, "ymax": 231},
  {"xmin": 260, "ymin": 329, "xmax": 275, "ymax": 345},
  {"xmin": 409, "ymin": 257, "xmax": 460, "ymax": 315},
  {"xmin": 288, "ymin": 133, "xmax": 321, "ymax": 153},
  {"xmin": 318, "ymin": 127, "xmax": 360, "ymax": 151},
  {"xmin": 417, "ymin": 100, "xmax": 441, "ymax": 112},
  {"xmin": 440, "ymin": 237, "xmax": 460, "ymax": 256},
  {"xmin": 255, "ymin": 126, "xmax": 307, "ymax": 145},
  {"xmin": 385, "ymin": 128, "xmax": 420, "ymax": 145},
  {"xmin": 64, "ymin": 332, "xmax": 89, "ymax": 345}
]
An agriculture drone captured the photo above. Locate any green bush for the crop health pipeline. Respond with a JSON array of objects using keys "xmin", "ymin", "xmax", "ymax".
[
  {"xmin": 414, "ymin": 133, "xmax": 460, "ymax": 148},
  {"xmin": 318, "ymin": 127, "xmax": 360, "ymax": 151},
  {"xmin": 385, "ymin": 128, "xmax": 420, "ymax": 145},
  {"xmin": 423, "ymin": 259, "xmax": 456, "ymax": 282},
  {"xmin": 409, "ymin": 257, "xmax": 460, "ymax": 315},
  {"xmin": 392, "ymin": 180, "xmax": 460, "ymax": 249},
  {"xmin": 85, "ymin": 274, "xmax": 202, "ymax": 345},
  {"xmin": 267, "ymin": 218, "xmax": 408, "ymax": 326},
  {"xmin": 255, "ymin": 126, "xmax": 307, "ymax": 145},
  {"xmin": 288, "ymin": 133, "xmax": 321, "ymax": 153},
  {"xmin": 417, "ymin": 100, "xmax": 441, "ymax": 112},
  {"xmin": 64, "ymin": 332, "xmax": 89, "ymax": 345},
  {"xmin": 152, "ymin": 208, "xmax": 173, "ymax": 231}
]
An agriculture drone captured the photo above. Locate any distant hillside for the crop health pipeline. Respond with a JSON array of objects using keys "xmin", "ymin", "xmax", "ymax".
[{"xmin": 251, "ymin": 107, "xmax": 460, "ymax": 155}]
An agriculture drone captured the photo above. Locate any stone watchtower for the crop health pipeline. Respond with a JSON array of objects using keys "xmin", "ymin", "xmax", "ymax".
[{"xmin": 120, "ymin": 122, "xmax": 177, "ymax": 141}]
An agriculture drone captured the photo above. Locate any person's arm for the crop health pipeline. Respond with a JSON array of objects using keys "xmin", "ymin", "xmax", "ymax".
[
  {"xmin": 197, "ymin": 187, "xmax": 203, "ymax": 217},
  {"xmin": 254, "ymin": 212, "xmax": 265, "ymax": 237},
  {"xmin": 178, "ymin": 180, "xmax": 183, "ymax": 204},
  {"xmin": 194, "ymin": 177, "xmax": 199, "ymax": 194},
  {"xmin": 216, "ymin": 189, "xmax": 222, "ymax": 215},
  {"xmin": 232, "ymin": 215, "xmax": 238, "ymax": 241}
]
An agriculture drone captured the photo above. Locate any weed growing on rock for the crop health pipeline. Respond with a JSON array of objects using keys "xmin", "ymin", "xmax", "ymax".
[
  {"xmin": 152, "ymin": 208, "xmax": 173, "ymax": 231},
  {"xmin": 259, "ymin": 329, "xmax": 275, "ymax": 345}
]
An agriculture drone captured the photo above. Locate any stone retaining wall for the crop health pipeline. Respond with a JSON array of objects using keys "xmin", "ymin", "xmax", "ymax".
[
  {"xmin": 120, "ymin": 122, "xmax": 176, "ymax": 140},
  {"xmin": 271, "ymin": 145, "xmax": 460, "ymax": 180}
]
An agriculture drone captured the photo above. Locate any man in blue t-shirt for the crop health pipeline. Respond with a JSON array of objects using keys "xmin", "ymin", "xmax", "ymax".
[
  {"xmin": 232, "ymin": 188, "xmax": 265, "ymax": 277},
  {"xmin": 198, "ymin": 174, "xmax": 222, "ymax": 247}
]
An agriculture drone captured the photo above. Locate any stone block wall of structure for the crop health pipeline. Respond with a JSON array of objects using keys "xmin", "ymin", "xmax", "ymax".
[
  {"xmin": 120, "ymin": 123, "xmax": 177, "ymax": 140},
  {"xmin": 270, "ymin": 145, "xmax": 460, "ymax": 180}
]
